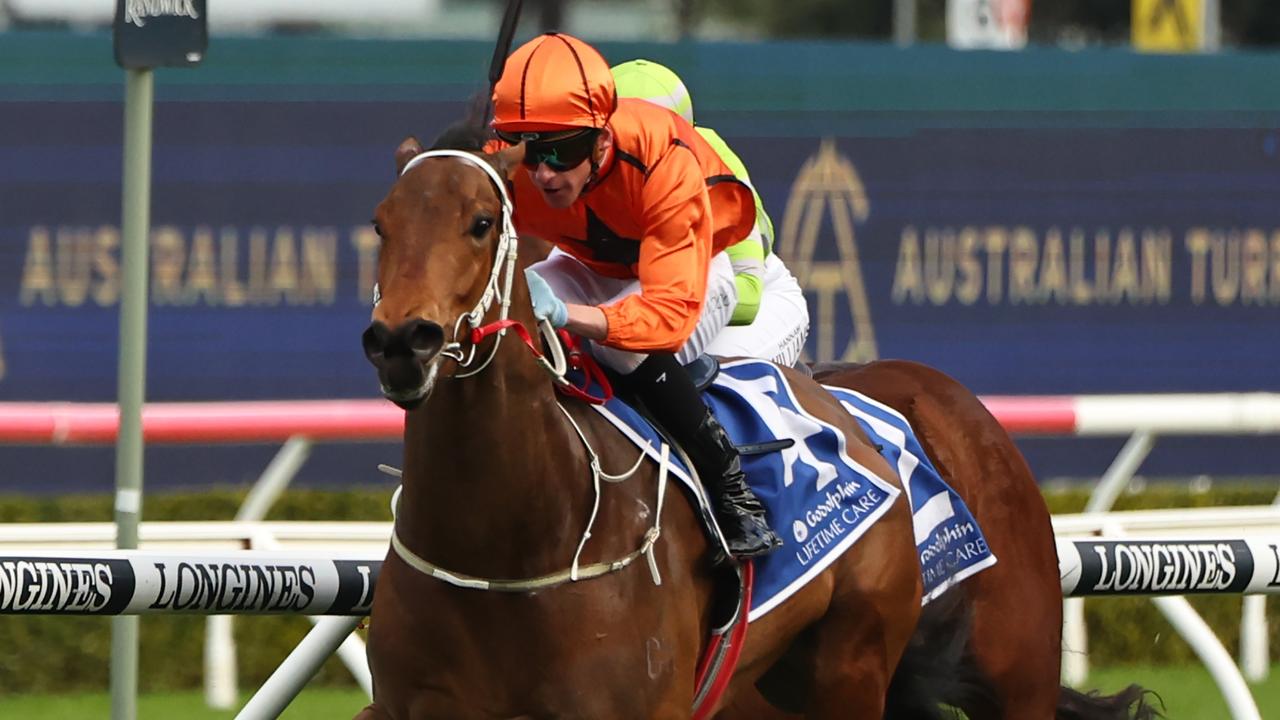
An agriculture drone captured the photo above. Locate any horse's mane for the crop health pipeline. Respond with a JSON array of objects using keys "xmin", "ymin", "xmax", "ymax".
[{"xmin": 430, "ymin": 93, "xmax": 493, "ymax": 152}]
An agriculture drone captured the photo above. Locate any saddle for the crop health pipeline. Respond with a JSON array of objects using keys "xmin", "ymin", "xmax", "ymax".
[{"xmin": 606, "ymin": 355, "xmax": 794, "ymax": 556}]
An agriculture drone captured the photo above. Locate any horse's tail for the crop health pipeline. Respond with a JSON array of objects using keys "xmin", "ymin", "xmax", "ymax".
[
  {"xmin": 1056, "ymin": 685, "xmax": 1165, "ymax": 720},
  {"xmin": 884, "ymin": 592, "xmax": 997, "ymax": 720},
  {"xmin": 885, "ymin": 595, "xmax": 1165, "ymax": 720}
]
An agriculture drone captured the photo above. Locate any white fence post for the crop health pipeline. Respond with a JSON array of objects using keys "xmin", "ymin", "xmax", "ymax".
[
  {"xmin": 1062, "ymin": 429, "xmax": 1157, "ymax": 685},
  {"xmin": 204, "ymin": 615, "xmax": 238, "ymax": 709},
  {"xmin": 1240, "ymin": 596, "xmax": 1269, "ymax": 682},
  {"xmin": 1241, "ymin": 488, "xmax": 1280, "ymax": 682},
  {"xmin": 205, "ymin": 436, "xmax": 313, "ymax": 709},
  {"xmin": 1061, "ymin": 597, "xmax": 1088, "ymax": 685}
]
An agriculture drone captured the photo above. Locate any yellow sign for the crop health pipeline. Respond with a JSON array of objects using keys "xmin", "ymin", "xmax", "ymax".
[{"xmin": 1133, "ymin": 0, "xmax": 1204, "ymax": 53}]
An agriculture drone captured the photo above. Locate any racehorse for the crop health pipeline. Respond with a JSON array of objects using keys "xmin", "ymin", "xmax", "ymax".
[
  {"xmin": 354, "ymin": 129, "xmax": 1159, "ymax": 719},
  {"xmin": 354, "ymin": 136, "xmax": 936, "ymax": 720}
]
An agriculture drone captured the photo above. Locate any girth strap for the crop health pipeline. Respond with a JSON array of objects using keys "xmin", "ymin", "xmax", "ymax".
[{"xmin": 388, "ymin": 415, "xmax": 670, "ymax": 593}]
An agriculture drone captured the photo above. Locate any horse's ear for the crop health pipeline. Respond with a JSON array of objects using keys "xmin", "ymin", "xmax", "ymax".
[
  {"xmin": 395, "ymin": 137, "xmax": 425, "ymax": 176},
  {"xmin": 488, "ymin": 142, "xmax": 525, "ymax": 181}
]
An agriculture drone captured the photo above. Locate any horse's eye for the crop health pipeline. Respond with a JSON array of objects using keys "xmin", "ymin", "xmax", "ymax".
[
  {"xmin": 469, "ymin": 216, "xmax": 494, "ymax": 238},
  {"xmin": 372, "ymin": 220, "xmax": 383, "ymax": 237}
]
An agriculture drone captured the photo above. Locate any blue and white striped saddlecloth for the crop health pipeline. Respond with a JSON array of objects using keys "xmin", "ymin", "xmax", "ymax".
[
  {"xmin": 582, "ymin": 359, "xmax": 995, "ymax": 621},
  {"xmin": 822, "ymin": 383, "xmax": 997, "ymax": 604}
]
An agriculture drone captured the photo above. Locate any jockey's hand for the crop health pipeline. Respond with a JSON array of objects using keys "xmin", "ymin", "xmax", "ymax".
[{"xmin": 524, "ymin": 269, "xmax": 569, "ymax": 328}]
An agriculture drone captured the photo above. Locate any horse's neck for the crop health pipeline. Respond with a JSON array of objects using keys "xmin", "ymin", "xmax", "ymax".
[{"xmin": 397, "ymin": 338, "xmax": 591, "ymax": 575}]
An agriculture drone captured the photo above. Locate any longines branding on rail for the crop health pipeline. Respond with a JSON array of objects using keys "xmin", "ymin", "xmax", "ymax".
[
  {"xmin": 124, "ymin": 0, "xmax": 200, "ymax": 27},
  {"xmin": 0, "ymin": 560, "xmax": 113, "ymax": 612},
  {"xmin": 147, "ymin": 561, "xmax": 317, "ymax": 612},
  {"xmin": 1088, "ymin": 541, "xmax": 1240, "ymax": 593},
  {"xmin": 1272, "ymin": 544, "xmax": 1280, "ymax": 588}
]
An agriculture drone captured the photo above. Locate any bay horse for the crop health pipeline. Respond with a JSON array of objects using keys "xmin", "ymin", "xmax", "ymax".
[
  {"xmin": 353, "ymin": 131, "xmax": 1158, "ymax": 718},
  {"xmin": 354, "ymin": 137, "xmax": 933, "ymax": 719}
]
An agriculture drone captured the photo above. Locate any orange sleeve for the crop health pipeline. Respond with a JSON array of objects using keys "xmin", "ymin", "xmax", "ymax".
[{"xmin": 599, "ymin": 144, "xmax": 712, "ymax": 353}]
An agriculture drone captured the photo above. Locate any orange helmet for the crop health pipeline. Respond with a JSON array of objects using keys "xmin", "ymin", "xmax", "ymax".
[{"xmin": 492, "ymin": 33, "xmax": 616, "ymax": 133}]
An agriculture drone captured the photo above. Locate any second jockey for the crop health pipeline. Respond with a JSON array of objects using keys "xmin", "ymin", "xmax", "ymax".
[
  {"xmin": 611, "ymin": 59, "xmax": 810, "ymax": 367},
  {"xmin": 490, "ymin": 32, "xmax": 782, "ymax": 559}
]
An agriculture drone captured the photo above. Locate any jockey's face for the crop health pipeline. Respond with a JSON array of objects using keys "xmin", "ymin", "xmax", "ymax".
[{"xmin": 525, "ymin": 127, "xmax": 611, "ymax": 209}]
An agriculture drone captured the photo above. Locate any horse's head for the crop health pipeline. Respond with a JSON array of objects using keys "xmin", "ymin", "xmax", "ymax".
[{"xmin": 361, "ymin": 136, "xmax": 525, "ymax": 409}]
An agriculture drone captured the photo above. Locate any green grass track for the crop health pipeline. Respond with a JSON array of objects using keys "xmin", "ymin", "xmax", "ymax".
[{"xmin": 1, "ymin": 664, "xmax": 1277, "ymax": 719}]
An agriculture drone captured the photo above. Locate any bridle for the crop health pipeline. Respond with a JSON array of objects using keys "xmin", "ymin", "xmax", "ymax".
[
  {"xmin": 382, "ymin": 149, "xmax": 667, "ymax": 593},
  {"xmin": 393, "ymin": 149, "xmax": 525, "ymax": 379},
  {"xmin": 391, "ymin": 149, "xmax": 611, "ymax": 401}
]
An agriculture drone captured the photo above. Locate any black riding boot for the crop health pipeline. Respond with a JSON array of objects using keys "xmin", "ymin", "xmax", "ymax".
[{"xmin": 624, "ymin": 354, "xmax": 783, "ymax": 560}]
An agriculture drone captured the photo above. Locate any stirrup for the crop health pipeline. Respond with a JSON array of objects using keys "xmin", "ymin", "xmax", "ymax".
[{"xmin": 724, "ymin": 519, "xmax": 782, "ymax": 559}]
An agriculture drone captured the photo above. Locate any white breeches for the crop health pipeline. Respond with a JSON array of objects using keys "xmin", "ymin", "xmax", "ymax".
[
  {"xmin": 705, "ymin": 253, "xmax": 810, "ymax": 367},
  {"xmin": 530, "ymin": 248, "xmax": 737, "ymax": 374}
]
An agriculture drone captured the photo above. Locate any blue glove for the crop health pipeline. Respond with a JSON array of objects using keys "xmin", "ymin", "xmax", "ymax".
[{"xmin": 524, "ymin": 268, "xmax": 569, "ymax": 328}]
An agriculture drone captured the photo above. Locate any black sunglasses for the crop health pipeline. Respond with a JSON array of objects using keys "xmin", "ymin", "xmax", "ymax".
[{"xmin": 496, "ymin": 128, "xmax": 599, "ymax": 172}]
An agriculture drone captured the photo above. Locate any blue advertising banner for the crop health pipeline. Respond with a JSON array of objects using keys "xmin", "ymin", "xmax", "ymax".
[
  {"xmin": 2, "ymin": 33, "xmax": 1278, "ymax": 492},
  {"xmin": 1, "ymin": 99, "xmax": 408, "ymax": 403},
  {"xmin": 744, "ymin": 129, "xmax": 1280, "ymax": 395},
  {"xmin": 6, "ymin": 109, "xmax": 1278, "ymax": 399}
]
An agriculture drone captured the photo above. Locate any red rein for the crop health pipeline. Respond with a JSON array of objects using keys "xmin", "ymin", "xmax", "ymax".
[{"xmin": 470, "ymin": 320, "xmax": 613, "ymax": 405}]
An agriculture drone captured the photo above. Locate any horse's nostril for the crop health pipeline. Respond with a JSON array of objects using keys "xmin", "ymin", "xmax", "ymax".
[
  {"xmin": 406, "ymin": 320, "xmax": 445, "ymax": 359},
  {"xmin": 367, "ymin": 319, "xmax": 444, "ymax": 365},
  {"xmin": 362, "ymin": 323, "xmax": 390, "ymax": 362}
]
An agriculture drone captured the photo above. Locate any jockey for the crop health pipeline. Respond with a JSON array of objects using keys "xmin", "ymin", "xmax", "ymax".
[
  {"xmin": 490, "ymin": 32, "xmax": 782, "ymax": 559},
  {"xmin": 611, "ymin": 59, "xmax": 810, "ymax": 367}
]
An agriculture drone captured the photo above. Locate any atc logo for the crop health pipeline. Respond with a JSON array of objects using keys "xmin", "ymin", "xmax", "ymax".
[{"xmin": 776, "ymin": 140, "xmax": 878, "ymax": 363}]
